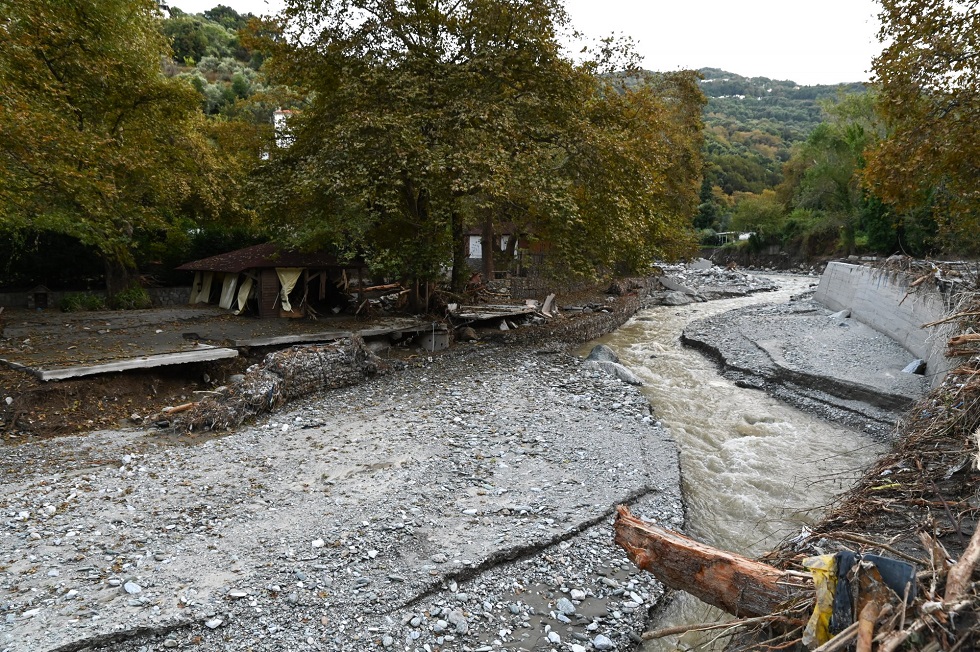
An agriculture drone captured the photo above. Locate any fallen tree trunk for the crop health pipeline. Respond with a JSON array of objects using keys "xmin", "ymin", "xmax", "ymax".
[{"xmin": 614, "ymin": 506, "xmax": 809, "ymax": 618}]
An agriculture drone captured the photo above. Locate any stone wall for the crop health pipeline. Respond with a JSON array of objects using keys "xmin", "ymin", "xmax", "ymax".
[
  {"xmin": 147, "ymin": 287, "xmax": 192, "ymax": 307},
  {"xmin": 814, "ymin": 262, "xmax": 951, "ymax": 384}
]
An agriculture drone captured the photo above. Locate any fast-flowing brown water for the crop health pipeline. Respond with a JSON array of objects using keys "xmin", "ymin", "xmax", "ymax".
[{"xmin": 583, "ymin": 275, "xmax": 887, "ymax": 651}]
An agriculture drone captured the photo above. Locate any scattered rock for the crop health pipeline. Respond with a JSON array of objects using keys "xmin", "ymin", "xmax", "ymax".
[
  {"xmin": 585, "ymin": 344, "xmax": 619, "ymax": 364},
  {"xmin": 902, "ymin": 359, "xmax": 927, "ymax": 375}
]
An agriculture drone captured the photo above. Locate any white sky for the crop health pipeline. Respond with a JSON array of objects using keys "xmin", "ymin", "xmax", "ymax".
[{"xmin": 170, "ymin": 0, "xmax": 882, "ymax": 86}]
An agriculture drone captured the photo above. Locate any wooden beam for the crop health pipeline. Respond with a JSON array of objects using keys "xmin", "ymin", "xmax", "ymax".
[{"xmin": 614, "ymin": 506, "xmax": 808, "ymax": 618}]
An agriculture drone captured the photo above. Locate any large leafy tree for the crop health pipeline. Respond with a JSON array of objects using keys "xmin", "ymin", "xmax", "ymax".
[
  {"xmin": 257, "ymin": 0, "xmax": 701, "ymax": 299},
  {"xmin": 864, "ymin": 0, "xmax": 980, "ymax": 254},
  {"xmin": 0, "ymin": 0, "xmax": 256, "ymax": 293}
]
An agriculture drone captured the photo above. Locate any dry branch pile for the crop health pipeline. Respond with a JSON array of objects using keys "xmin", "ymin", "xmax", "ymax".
[{"xmin": 173, "ymin": 336, "xmax": 382, "ymax": 433}]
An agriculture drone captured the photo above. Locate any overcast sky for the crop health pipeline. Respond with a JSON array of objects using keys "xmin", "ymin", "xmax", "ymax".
[{"xmin": 169, "ymin": 0, "xmax": 883, "ymax": 86}]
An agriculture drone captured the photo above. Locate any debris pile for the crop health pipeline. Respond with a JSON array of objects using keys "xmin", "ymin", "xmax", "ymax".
[
  {"xmin": 644, "ymin": 262, "xmax": 782, "ymax": 306},
  {"xmin": 171, "ymin": 336, "xmax": 382, "ymax": 433}
]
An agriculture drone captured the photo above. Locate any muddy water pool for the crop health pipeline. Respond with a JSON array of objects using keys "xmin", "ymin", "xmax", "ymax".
[{"xmin": 582, "ymin": 275, "xmax": 888, "ymax": 651}]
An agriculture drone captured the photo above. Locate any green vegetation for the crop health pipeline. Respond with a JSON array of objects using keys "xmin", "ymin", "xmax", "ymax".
[
  {"xmin": 864, "ymin": 0, "xmax": 979, "ymax": 256},
  {"xmin": 109, "ymin": 286, "xmax": 153, "ymax": 310},
  {"xmin": 256, "ymin": 0, "xmax": 703, "ymax": 302},
  {"xmin": 59, "ymin": 293, "xmax": 107, "ymax": 313},
  {"xmin": 1, "ymin": 0, "xmax": 976, "ymax": 306}
]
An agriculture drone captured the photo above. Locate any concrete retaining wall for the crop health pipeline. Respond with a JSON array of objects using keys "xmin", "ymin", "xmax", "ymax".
[{"xmin": 815, "ymin": 262, "xmax": 951, "ymax": 384}]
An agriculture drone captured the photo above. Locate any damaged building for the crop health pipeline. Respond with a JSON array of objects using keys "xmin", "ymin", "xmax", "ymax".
[{"xmin": 177, "ymin": 244, "xmax": 366, "ymax": 319}]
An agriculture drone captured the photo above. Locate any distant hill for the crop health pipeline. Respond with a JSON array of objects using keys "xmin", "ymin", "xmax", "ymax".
[{"xmin": 695, "ymin": 68, "xmax": 867, "ymax": 196}]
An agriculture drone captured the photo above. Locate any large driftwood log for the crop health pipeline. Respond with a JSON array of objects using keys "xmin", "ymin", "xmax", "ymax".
[{"xmin": 614, "ymin": 506, "xmax": 808, "ymax": 618}]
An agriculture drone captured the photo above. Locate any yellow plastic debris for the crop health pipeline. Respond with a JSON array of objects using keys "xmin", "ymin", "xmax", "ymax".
[{"xmin": 802, "ymin": 554, "xmax": 838, "ymax": 648}]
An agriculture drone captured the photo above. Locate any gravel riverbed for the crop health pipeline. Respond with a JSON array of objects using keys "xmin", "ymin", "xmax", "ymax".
[{"xmin": 1, "ymin": 344, "xmax": 682, "ymax": 652}]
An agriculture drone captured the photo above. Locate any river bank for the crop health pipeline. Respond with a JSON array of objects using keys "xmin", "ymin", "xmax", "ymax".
[
  {"xmin": 1, "ymin": 341, "xmax": 685, "ymax": 652},
  {"xmin": 0, "ymin": 265, "xmax": 949, "ymax": 652}
]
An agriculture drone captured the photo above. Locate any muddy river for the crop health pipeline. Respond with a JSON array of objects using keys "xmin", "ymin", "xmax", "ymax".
[{"xmin": 583, "ymin": 275, "xmax": 888, "ymax": 651}]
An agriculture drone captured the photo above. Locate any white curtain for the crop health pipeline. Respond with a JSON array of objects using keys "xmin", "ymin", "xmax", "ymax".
[
  {"xmin": 192, "ymin": 272, "xmax": 214, "ymax": 304},
  {"xmin": 232, "ymin": 276, "xmax": 254, "ymax": 315},
  {"xmin": 276, "ymin": 268, "xmax": 303, "ymax": 312},
  {"xmin": 218, "ymin": 274, "xmax": 238, "ymax": 309},
  {"xmin": 188, "ymin": 272, "xmax": 202, "ymax": 304}
]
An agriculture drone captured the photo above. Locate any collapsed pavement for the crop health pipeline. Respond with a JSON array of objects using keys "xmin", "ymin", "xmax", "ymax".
[{"xmin": 680, "ymin": 293, "xmax": 931, "ymax": 438}]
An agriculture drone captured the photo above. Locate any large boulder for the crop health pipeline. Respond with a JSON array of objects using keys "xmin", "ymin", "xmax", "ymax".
[
  {"xmin": 661, "ymin": 291, "xmax": 695, "ymax": 306},
  {"xmin": 585, "ymin": 344, "xmax": 620, "ymax": 363}
]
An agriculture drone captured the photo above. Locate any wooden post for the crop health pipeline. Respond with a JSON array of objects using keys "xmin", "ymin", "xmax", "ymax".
[{"xmin": 614, "ymin": 506, "xmax": 809, "ymax": 618}]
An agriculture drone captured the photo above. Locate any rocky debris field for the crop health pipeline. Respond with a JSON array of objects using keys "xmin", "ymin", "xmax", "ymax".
[
  {"xmin": 642, "ymin": 262, "xmax": 784, "ymax": 307},
  {"xmin": 0, "ymin": 344, "xmax": 683, "ymax": 652},
  {"xmin": 680, "ymin": 292, "xmax": 930, "ymax": 438}
]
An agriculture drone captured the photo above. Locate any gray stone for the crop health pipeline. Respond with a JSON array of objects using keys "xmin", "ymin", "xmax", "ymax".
[
  {"xmin": 547, "ymin": 631, "xmax": 561, "ymax": 644},
  {"xmin": 122, "ymin": 581, "xmax": 142, "ymax": 595},
  {"xmin": 687, "ymin": 258, "xmax": 713, "ymax": 270},
  {"xmin": 829, "ymin": 309, "xmax": 851, "ymax": 320},
  {"xmin": 593, "ymin": 633, "xmax": 615, "ymax": 650},
  {"xmin": 205, "ymin": 617, "xmax": 223, "ymax": 629},
  {"xmin": 557, "ymin": 597, "xmax": 576, "ymax": 615},
  {"xmin": 585, "ymin": 344, "xmax": 619, "ymax": 363},
  {"xmin": 447, "ymin": 609, "xmax": 468, "ymax": 634},
  {"xmin": 902, "ymin": 359, "xmax": 926, "ymax": 375},
  {"xmin": 661, "ymin": 291, "xmax": 694, "ymax": 306}
]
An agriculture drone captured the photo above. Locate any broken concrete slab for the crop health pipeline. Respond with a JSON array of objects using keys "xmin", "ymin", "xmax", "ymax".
[
  {"xmin": 5, "ymin": 345, "xmax": 239, "ymax": 381},
  {"xmin": 542, "ymin": 293, "xmax": 556, "ymax": 317},
  {"xmin": 658, "ymin": 276, "xmax": 697, "ymax": 295},
  {"xmin": 661, "ymin": 291, "xmax": 696, "ymax": 306}
]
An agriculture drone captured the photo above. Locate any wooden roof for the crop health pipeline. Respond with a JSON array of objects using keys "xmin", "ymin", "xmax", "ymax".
[{"xmin": 176, "ymin": 244, "xmax": 360, "ymax": 274}]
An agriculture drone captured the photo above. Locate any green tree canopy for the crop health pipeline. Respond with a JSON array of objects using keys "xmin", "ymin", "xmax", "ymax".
[
  {"xmin": 257, "ymin": 0, "xmax": 702, "ymax": 298},
  {"xmin": 0, "ymin": 0, "xmax": 254, "ymax": 292},
  {"xmin": 864, "ymin": 0, "xmax": 980, "ymax": 254}
]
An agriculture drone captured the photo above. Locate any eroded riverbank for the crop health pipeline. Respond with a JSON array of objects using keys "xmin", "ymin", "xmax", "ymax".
[
  {"xmin": 0, "ymin": 268, "xmax": 934, "ymax": 652},
  {"xmin": 1, "ymin": 345, "xmax": 683, "ymax": 652}
]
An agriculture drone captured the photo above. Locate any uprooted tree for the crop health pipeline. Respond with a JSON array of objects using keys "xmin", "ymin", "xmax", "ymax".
[{"xmin": 254, "ymin": 0, "xmax": 703, "ymax": 305}]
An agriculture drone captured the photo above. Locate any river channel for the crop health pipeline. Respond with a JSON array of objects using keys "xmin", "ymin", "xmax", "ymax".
[{"xmin": 583, "ymin": 274, "xmax": 889, "ymax": 651}]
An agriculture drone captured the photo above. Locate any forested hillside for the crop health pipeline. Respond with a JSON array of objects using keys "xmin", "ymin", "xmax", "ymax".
[{"xmin": 697, "ymin": 68, "xmax": 867, "ymax": 227}]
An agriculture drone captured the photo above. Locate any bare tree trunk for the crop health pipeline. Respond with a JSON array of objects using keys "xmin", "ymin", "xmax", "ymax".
[
  {"xmin": 481, "ymin": 217, "xmax": 495, "ymax": 280},
  {"xmin": 103, "ymin": 257, "xmax": 135, "ymax": 298},
  {"xmin": 450, "ymin": 210, "xmax": 467, "ymax": 293},
  {"xmin": 614, "ymin": 506, "xmax": 809, "ymax": 618}
]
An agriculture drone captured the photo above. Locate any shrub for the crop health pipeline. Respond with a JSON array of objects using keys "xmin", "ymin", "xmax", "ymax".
[
  {"xmin": 59, "ymin": 292, "xmax": 107, "ymax": 312},
  {"xmin": 110, "ymin": 286, "xmax": 152, "ymax": 310}
]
